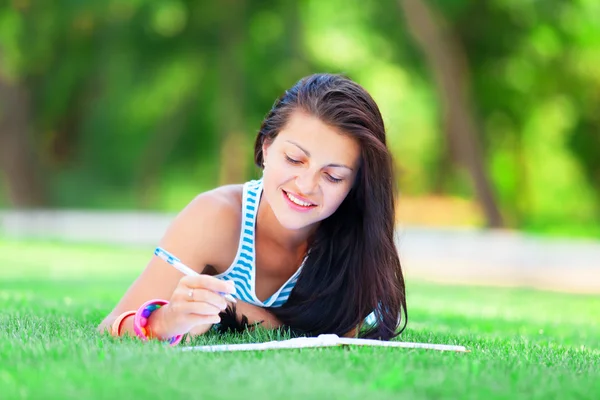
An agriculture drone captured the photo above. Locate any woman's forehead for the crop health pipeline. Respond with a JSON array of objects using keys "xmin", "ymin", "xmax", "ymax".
[{"xmin": 276, "ymin": 112, "xmax": 360, "ymax": 163}]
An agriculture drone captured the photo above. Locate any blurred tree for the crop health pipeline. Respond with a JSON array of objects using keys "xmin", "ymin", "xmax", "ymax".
[
  {"xmin": 451, "ymin": 0, "xmax": 600, "ymax": 230},
  {"xmin": 216, "ymin": 0, "xmax": 248, "ymax": 185},
  {"xmin": 0, "ymin": 0, "xmax": 598, "ymax": 236},
  {"xmin": 399, "ymin": 0, "xmax": 504, "ymax": 228},
  {"xmin": 0, "ymin": 57, "xmax": 47, "ymax": 207}
]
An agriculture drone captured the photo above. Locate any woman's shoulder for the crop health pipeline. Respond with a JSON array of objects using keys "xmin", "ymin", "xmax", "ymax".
[
  {"xmin": 188, "ymin": 177, "xmax": 262, "ymax": 218},
  {"xmin": 159, "ymin": 183, "xmax": 245, "ymax": 271},
  {"xmin": 185, "ymin": 183, "xmax": 244, "ymax": 230},
  {"xmin": 196, "ymin": 183, "xmax": 243, "ymax": 209}
]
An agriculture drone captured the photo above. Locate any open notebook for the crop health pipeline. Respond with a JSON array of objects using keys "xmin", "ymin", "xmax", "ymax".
[{"xmin": 181, "ymin": 334, "xmax": 469, "ymax": 353}]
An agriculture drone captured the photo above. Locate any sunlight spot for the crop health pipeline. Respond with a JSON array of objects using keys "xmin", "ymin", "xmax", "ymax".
[{"xmin": 0, "ymin": 369, "xmax": 15, "ymax": 384}]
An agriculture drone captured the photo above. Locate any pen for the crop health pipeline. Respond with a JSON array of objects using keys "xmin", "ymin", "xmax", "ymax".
[{"xmin": 154, "ymin": 246, "xmax": 237, "ymax": 303}]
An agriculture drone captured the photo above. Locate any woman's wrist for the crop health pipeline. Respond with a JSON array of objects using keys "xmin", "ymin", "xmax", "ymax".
[
  {"xmin": 110, "ymin": 310, "xmax": 136, "ymax": 336},
  {"xmin": 144, "ymin": 303, "xmax": 172, "ymax": 340},
  {"xmin": 120, "ymin": 315, "xmax": 136, "ymax": 336},
  {"xmin": 133, "ymin": 299, "xmax": 182, "ymax": 345},
  {"xmin": 106, "ymin": 303, "xmax": 181, "ymax": 342}
]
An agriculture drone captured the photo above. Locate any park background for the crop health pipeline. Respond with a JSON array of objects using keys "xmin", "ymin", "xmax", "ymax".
[
  {"xmin": 1, "ymin": 0, "xmax": 599, "ymax": 237},
  {"xmin": 1, "ymin": 2, "xmax": 599, "ymax": 399}
]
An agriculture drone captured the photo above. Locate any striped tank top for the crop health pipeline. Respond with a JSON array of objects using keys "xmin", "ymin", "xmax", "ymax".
[{"xmin": 214, "ymin": 178, "xmax": 305, "ymax": 308}]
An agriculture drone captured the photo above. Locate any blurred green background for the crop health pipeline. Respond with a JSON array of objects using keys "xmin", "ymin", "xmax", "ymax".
[{"xmin": 1, "ymin": 0, "xmax": 599, "ymax": 238}]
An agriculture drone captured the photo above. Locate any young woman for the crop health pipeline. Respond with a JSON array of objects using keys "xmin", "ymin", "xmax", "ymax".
[{"xmin": 97, "ymin": 73, "xmax": 407, "ymax": 344}]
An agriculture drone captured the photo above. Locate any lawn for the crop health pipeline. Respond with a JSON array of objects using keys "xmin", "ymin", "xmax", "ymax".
[{"xmin": 1, "ymin": 238, "xmax": 599, "ymax": 399}]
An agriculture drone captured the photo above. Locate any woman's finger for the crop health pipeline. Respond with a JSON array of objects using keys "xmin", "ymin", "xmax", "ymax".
[
  {"xmin": 186, "ymin": 313, "xmax": 222, "ymax": 328},
  {"xmin": 176, "ymin": 287, "xmax": 228, "ymax": 309},
  {"xmin": 181, "ymin": 275, "xmax": 236, "ymax": 295},
  {"xmin": 180, "ymin": 300, "xmax": 223, "ymax": 316}
]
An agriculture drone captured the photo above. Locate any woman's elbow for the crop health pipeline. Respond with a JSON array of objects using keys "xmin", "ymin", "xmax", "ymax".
[{"xmin": 96, "ymin": 316, "xmax": 114, "ymax": 336}]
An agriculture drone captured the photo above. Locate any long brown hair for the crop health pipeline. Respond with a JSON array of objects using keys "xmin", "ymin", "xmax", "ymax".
[{"xmin": 251, "ymin": 73, "xmax": 407, "ymax": 340}]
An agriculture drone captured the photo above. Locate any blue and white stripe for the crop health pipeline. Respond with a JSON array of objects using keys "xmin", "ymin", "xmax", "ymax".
[{"xmin": 215, "ymin": 179, "xmax": 304, "ymax": 308}]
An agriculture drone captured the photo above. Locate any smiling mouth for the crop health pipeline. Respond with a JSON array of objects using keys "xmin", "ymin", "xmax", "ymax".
[{"xmin": 283, "ymin": 190, "xmax": 316, "ymax": 208}]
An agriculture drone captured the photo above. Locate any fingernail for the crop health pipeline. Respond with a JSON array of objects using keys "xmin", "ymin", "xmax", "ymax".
[{"xmin": 228, "ymin": 282, "xmax": 236, "ymax": 294}]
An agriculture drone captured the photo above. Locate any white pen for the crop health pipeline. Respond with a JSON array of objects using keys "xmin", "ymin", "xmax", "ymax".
[{"xmin": 154, "ymin": 246, "xmax": 236, "ymax": 303}]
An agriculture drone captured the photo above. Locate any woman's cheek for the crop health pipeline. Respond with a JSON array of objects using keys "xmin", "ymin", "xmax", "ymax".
[
  {"xmin": 322, "ymin": 189, "xmax": 342, "ymax": 211},
  {"xmin": 337, "ymin": 187, "xmax": 353, "ymax": 208}
]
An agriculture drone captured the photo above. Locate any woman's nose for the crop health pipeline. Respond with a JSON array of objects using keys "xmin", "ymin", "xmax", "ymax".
[{"xmin": 295, "ymin": 171, "xmax": 319, "ymax": 194}]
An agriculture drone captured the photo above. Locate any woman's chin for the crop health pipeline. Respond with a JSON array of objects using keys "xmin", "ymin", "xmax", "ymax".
[
  {"xmin": 274, "ymin": 213, "xmax": 320, "ymax": 232},
  {"xmin": 276, "ymin": 218, "xmax": 313, "ymax": 232}
]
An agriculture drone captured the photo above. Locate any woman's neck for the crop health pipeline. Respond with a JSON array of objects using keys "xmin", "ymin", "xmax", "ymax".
[{"xmin": 256, "ymin": 198, "xmax": 315, "ymax": 255}]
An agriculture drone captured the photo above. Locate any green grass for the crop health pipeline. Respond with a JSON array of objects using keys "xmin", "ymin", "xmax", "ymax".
[{"xmin": 1, "ymin": 237, "xmax": 599, "ymax": 399}]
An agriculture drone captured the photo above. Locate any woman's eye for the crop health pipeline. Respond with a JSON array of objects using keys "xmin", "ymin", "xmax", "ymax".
[
  {"xmin": 285, "ymin": 155, "xmax": 301, "ymax": 164},
  {"xmin": 326, "ymin": 174, "xmax": 343, "ymax": 183}
]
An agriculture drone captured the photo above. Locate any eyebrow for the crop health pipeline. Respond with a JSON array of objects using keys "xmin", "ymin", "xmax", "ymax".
[{"xmin": 286, "ymin": 140, "xmax": 354, "ymax": 171}]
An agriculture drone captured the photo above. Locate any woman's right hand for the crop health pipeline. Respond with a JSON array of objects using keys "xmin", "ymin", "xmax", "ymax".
[{"xmin": 149, "ymin": 275, "xmax": 236, "ymax": 339}]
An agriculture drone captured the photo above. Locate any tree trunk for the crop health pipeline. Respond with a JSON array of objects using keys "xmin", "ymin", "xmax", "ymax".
[
  {"xmin": 216, "ymin": 0, "xmax": 247, "ymax": 185},
  {"xmin": 432, "ymin": 146, "xmax": 453, "ymax": 195},
  {"xmin": 399, "ymin": 0, "xmax": 504, "ymax": 227},
  {"xmin": 0, "ymin": 73, "xmax": 47, "ymax": 208}
]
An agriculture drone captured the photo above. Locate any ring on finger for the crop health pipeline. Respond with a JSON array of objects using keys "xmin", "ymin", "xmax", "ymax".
[{"xmin": 188, "ymin": 289, "xmax": 194, "ymax": 299}]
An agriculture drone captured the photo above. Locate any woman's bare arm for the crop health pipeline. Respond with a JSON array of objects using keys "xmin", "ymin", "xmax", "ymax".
[{"xmin": 97, "ymin": 189, "xmax": 241, "ymax": 337}]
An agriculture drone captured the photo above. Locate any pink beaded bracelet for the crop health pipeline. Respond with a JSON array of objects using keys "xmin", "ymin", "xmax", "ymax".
[{"xmin": 133, "ymin": 299, "xmax": 183, "ymax": 346}]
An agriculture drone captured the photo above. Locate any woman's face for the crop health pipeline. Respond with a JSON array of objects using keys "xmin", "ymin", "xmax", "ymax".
[{"xmin": 261, "ymin": 110, "xmax": 361, "ymax": 231}]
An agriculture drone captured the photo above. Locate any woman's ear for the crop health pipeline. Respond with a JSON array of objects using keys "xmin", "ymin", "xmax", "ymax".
[{"xmin": 262, "ymin": 141, "xmax": 271, "ymax": 166}]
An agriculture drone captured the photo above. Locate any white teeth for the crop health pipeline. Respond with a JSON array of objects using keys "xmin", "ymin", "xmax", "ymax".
[{"xmin": 285, "ymin": 191, "xmax": 313, "ymax": 207}]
